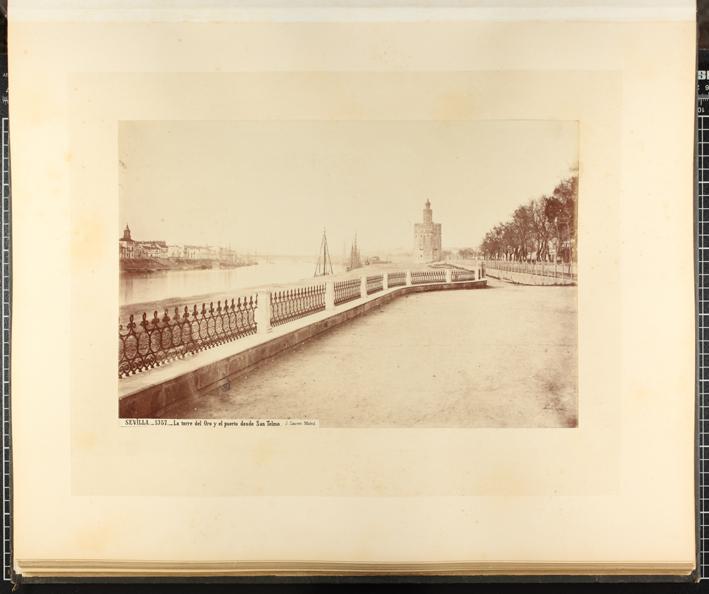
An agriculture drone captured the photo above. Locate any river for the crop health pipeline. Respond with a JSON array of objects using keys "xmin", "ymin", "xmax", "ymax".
[{"xmin": 120, "ymin": 256, "xmax": 347, "ymax": 308}]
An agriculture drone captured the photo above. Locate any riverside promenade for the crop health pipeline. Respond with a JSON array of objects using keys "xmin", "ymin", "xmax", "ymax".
[
  {"xmin": 482, "ymin": 259, "xmax": 577, "ymax": 286},
  {"xmin": 119, "ymin": 265, "xmax": 486, "ymax": 418},
  {"xmin": 164, "ymin": 279, "xmax": 577, "ymax": 427}
]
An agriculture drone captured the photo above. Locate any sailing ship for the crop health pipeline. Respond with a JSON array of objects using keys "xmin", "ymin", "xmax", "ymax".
[
  {"xmin": 314, "ymin": 229, "xmax": 334, "ymax": 277},
  {"xmin": 346, "ymin": 234, "xmax": 362, "ymax": 272}
]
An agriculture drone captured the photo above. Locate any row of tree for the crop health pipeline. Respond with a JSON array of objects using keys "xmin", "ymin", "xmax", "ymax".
[{"xmin": 479, "ymin": 175, "xmax": 578, "ymax": 263}]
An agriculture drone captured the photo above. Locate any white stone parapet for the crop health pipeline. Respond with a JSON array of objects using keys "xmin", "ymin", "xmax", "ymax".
[
  {"xmin": 325, "ymin": 281, "xmax": 335, "ymax": 311},
  {"xmin": 255, "ymin": 290, "xmax": 272, "ymax": 334}
]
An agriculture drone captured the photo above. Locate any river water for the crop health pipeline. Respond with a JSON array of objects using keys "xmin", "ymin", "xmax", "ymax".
[{"xmin": 120, "ymin": 257, "xmax": 346, "ymax": 308}]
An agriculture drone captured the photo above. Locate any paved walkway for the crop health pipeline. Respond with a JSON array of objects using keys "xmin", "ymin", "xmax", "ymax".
[{"xmin": 164, "ymin": 280, "xmax": 577, "ymax": 428}]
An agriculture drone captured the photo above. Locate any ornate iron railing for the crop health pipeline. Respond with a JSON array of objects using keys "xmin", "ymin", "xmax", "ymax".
[
  {"xmin": 451, "ymin": 269, "xmax": 476, "ymax": 282},
  {"xmin": 119, "ymin": 266, "xmax": 487, "ymax": 379},
  {"xmin": 118, "ymin": 296, "xmax": 258, "ymax": 378},
  {"xmin": 270, "ymin": 284, "xmax": 326, "ymax": 326},
  {"xmin": 366, "ymin": 274, "xmax": 384, "ymax": 295},
  {"xmin": 483, "ymin": 259, "xmax": 576, "ymax": 280},
  {"xmin": 411, "ymin": 270, "xmax": 446, "ymax": 285},
  {"xmin": 387, "ymin": 272, "xmax": 406, "ymax": 287},
  {"xmin": 334, "ymin": 278, "xmax": 361, "ymax": 306}
]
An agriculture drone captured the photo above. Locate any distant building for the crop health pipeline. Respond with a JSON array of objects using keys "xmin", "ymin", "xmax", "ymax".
[
  {"xmin": 119, "ymin": 225, "xmax": 170, "ymax": 259},
  {"xmin": 135, "ymin": 241, "xmax": 167, "ymax": 259},
  {"xmin": 167, "ymin": 245, "xmax": 184, "ymax": 258},
  {"xmin": 119, "ymin": 225, "xmax": 135, "ymax": 259},
  {"xmin": 120, "ymin": 224, "xmax": 239, "ymax": 263},
  {"xmin": 183, "ymin": 245, "xmax": 211, "ymax": 260},
  {"xmin": 183, "ymin": 245, "xmax": 200, "ymax": 260},
  {"xmin": 414, "ymin": 200, "xmax": 442, "ymax": 262}
]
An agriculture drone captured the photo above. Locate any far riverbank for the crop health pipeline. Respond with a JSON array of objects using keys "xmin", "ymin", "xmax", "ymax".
[{"xmin": 120, "ymin": 258, "xmax": 258, "ymax": 274}]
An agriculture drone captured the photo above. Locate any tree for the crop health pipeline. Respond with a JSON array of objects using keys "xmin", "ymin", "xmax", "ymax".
[
  {"xmin": 478, "ymin": 175, "xmax": 577, "ymax": 262},
  {"xmin": 531, "ymin": 196, "xmax": 552, "ymax": 261},
  {"xmin": 512, "ymin": 203, "xmax": 534, "ymax": 261}
]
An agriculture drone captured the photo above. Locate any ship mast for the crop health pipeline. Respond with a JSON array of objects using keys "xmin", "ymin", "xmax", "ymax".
[{"xmin": 314, "ymin": 228, "xmax": 334, "ymax": 277}]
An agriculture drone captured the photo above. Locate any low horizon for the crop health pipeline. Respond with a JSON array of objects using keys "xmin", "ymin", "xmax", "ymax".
[{"xmin": 116, "ymin": 234, "xmax": 486, "ymax": 259}]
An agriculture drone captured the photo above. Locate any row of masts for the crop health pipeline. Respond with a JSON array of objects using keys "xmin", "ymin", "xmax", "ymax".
[{"xmin": 314, "ymin": 229, "xmax": 362, "ymax": 277}]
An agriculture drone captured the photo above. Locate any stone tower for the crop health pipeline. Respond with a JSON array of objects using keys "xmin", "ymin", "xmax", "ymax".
[
  {"xmin": 414, "ymin": 200, "xmax": 442, "ymax": 262},
  {"xmin": 119, "ymin": 224, "xmax": 135, "ymax": 260}
]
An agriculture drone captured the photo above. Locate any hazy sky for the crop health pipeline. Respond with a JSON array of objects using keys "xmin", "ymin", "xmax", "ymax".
[{"xmin": 119, "ymin": 120, "xmax": 577, "ymax": 256}]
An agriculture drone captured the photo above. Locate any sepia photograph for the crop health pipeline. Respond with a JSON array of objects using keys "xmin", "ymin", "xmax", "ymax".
[{"xmin": 117, "ymin": 119, "xmax": 578, "ymax": 427}]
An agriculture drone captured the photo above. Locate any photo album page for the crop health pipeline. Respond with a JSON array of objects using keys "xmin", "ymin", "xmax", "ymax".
[{"xmin": 8, "ymin": 0, "xmax": 696, "ymax": 578}]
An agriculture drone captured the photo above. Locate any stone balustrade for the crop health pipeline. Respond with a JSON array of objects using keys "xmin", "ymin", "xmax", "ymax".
[{"xmin": 119, "ymin": 265, "xmax": 486, "ymax": 380}]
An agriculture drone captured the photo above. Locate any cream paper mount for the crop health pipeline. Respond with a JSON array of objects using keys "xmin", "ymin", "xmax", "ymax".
[{"xmin": 9, "ymin": 7, "xmax": 696, "ymax": 576}]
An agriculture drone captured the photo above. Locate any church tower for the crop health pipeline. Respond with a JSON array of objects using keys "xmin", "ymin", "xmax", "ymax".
[
  {"xmin": 119, "ymin": 224, "xmax": 135, "ymax": 260},
  {"xmin": 413, "ymin": 200, "xmax": 442, "ymax": 262}
]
